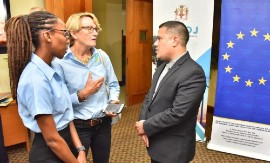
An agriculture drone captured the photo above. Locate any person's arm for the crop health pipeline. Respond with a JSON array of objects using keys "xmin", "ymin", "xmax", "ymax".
[
  {"xmin": 36, "ymin": 115, "xmax": 78, "ymax": 163},
  {"xmin": 51, "ymin": 58, "xmax": 103, "ymax": 104},
  {"xmin": 102, "ymin": 51, "xmax": 120, "ymax": 102},
  {"xmin": 143, "ymin": 69, "xmax": 206, "ymax": 137},
  {"xmin": 139, "ymin": 63, "xmax": 165, "ymax": 121},
  {"xmin": 21, "ymin": 76, "xmax": 78, "ymax": 162},
  {"xmin": 139, "ymin": 91, "xmax": 151, "ymax": 120},
  {"xmin": 77, "ymin": 73, "xmax": 104, "ymax": 102},
  {"xmin": 51, "ymin": 59, "xmax": 80, "ymax": 105},
  {"xmin": 69, "ymin": 122, "xmax": 86, "ymax": 163}
]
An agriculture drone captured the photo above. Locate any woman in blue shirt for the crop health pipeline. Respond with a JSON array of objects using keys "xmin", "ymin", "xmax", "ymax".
[
  {"xmin": 5, "ymin": 11, "xmax": 86, "ymax": 163},
  {"xmin": 52, "ymin": 12, "xmax": 120, "ymax": 163}
]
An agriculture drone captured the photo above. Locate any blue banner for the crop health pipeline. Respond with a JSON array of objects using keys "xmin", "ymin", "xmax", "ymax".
[
  {"xmin": 208, "ymin": 1, "xmax": 270, "ymax": 161},
  {"xmin": 215, "ymin": 0, "xmax": 270, "ymax": 124}
]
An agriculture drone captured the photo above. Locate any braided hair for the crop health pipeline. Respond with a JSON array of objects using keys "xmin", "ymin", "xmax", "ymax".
[{"xmin": 5, "ymin": 11, "xmax": 58, "ymax": 99}]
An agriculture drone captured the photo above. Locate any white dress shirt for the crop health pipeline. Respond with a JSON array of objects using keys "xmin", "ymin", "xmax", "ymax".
[{"xmin": 153, "ymin": 52, "xmax": 186, "ymax": 99}]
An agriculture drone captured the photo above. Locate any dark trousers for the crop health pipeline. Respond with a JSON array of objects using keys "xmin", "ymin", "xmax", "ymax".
[
  {"xmin": 72, "ymin": 117, "xmax": 112, "ymax": 163},
  {"xmin": 151, "ymin": 159, "xmax": 161, "ymax": 163},
  {"xmin": 29, "ymin": 126, "xmax": 72, "ymax": 163},
  {"xmin": 0, "ymin": 115, "xmax": 9, "ymax": 163},
  {"xmin": 151, "ymin": 159, "xmax": 190, "ymax": 163}
]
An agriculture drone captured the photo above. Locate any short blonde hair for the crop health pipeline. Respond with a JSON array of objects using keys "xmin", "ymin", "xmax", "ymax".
[{"xmin": 66, "ymin": 12, "xmax": 102, "ymax": 46}]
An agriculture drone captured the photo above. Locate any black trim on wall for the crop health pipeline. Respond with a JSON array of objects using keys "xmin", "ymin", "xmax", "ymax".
[{"xmin": 3, "ymin": 0, "xmax": 11, "ymax": 20}]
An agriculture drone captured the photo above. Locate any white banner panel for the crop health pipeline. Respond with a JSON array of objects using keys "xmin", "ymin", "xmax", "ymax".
[{"xmin": 208, "ymin": 117, "xmax": 270, "ymax": 161}]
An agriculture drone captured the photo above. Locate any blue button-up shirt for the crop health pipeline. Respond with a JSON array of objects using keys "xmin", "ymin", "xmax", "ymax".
[
  {"xmin": 17, "ymin": 54, "xmax": 74, "ymax": 133},
  {"xmin": 52, "ymin": 48, "xmax": 120, "ymax": 120}
]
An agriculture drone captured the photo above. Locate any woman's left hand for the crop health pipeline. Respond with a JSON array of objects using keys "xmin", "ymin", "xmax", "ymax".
[
  {"xmin": 105, "ymin": 100, "xmax": 120, "ymax": 117},
  {"xmin": 110, "ymin": 100, "xmax": 120, "ymax": 104},
  {"xmin": 105, "ymin": 111, "xmax": 117, "ymax": 117}
]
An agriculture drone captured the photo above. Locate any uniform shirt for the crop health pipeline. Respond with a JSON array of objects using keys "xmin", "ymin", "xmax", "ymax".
[
  {"xmin": 52, "ymin": 47, "xmax": 120, "ymax": 120},
  {"xmin": 17, "ymin": 53, "xmax": 74, "ymax": 133}
]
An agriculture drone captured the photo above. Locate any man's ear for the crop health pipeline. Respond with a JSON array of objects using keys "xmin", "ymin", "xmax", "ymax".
[
  {"xmin": 172, "ymin": 36, "xmax": 179, "ymax": 47},
  {"xmin": 43, "ymin": 31, "xmax": 52, "ymax": 43}
]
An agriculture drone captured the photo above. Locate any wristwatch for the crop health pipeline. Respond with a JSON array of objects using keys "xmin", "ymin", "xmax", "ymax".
[
  {"xmin": 77, "ymin": 146, "xmax": 85, "ymax": 153},
  {"xmin": 77, "ymin": 90, "xmax": 86, "ymax": 102}
]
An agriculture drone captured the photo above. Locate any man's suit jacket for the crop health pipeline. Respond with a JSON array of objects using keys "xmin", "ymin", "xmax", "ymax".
[{"xmin": 139, "ymin": 52, "xmax": 206, "ymax": 163}]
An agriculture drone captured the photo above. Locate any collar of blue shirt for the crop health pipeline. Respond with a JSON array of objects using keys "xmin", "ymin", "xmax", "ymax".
[
  {"xmin": 31, "ymin": 53, "xmax": 56, "ymax": 81},
  {"xmin": 65, "ymin": 47, "xmax": 98, "ymax": 60}
]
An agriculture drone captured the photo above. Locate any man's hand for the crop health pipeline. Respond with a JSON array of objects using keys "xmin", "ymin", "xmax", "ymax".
[
  {"xmin": 135, "ymin": 120, "xmax": 145, "ymax": 135},
  {"xmin": 136, "ymin": 121, "xmax": 149, "ymax": 147},
  {"xmin": 141, "ymin": 134, "xmax": 149, "ymax": 147},
  {"xmin": 78, "ymin": 73, "xmax": 104, "ymax": 101}
]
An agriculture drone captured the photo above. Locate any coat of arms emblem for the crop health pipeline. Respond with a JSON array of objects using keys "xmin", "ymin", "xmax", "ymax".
[{"xmin": 174, "ymin": 5, "xmax": 188, "ymax": 21}]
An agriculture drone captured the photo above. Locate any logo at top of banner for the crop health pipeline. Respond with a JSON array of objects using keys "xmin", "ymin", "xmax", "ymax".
[
  {"xmin": 174, "ymin": 5, "xmax": 188, "ymax": 21},
  {"xmin": 174, "ymin": 4, "xmax": 198, "ymax": 38}
]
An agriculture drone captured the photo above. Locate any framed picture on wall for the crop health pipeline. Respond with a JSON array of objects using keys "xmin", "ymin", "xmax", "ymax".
[{"xmin": 0, "ymin": 0, "xmax": 11, "ymax": 54}]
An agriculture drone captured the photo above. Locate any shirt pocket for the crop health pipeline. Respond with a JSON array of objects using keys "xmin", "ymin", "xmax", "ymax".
[
  {"xmin": 91, "ymin": 64, "xmax": 106, "ymax": 79},
  {"xmin": 52, "ymin": 84, "xmax": 69, "ymax": 114}
]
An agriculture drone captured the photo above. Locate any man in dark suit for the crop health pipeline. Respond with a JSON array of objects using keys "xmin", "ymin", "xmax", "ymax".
[{"xmin": 135, "ymin": 21, "xmax": 206, "ymax": 163}]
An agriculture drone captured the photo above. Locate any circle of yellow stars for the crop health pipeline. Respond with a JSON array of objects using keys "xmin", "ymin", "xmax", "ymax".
[{"xmin": 223, "ymin": 28, "xmax": 269, "ymax": 87}]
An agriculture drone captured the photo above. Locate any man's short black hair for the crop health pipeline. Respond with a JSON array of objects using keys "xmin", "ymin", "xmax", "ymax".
[{"xmin": 159, "ymin": 21, "xmax": 189, "ymax": 46}]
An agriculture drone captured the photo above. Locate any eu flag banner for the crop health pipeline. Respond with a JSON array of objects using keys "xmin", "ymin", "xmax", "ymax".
[{"xmin": 208, "ymin": 0, "xmax": 270, "ymax": 161}]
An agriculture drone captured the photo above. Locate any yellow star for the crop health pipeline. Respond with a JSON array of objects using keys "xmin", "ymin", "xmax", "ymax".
[
  {"xmin": 250, "ymin": 28, "xmax": 259, "ymax": 37},
  {"xmin": 245, "ymin": 79, "xmax": 253, "ymax": 87},
  {"xmin": 227, "ymin": 41, "xmax": 235, "ymax": 48},
  {"xmin": 259, "ymin": 77, "xmax": 267, "ymax": 85},
  {"xmin": 236, "ymin": 31, "xmax": 245, "ymax": 40},
  {"xmin": 233, "ymin": 75, "xmax": 240, "ymax": 82},
  {"xmin": 222, "ymin": 53, "xmax": 230, "ymax": 60},
  {"xmin": 225, "ymin": 65, "xmax": 233, "ymax": 73},
  {"xmin": 263, "ymin": 33, "xmax": 270, "ymax": 41}
]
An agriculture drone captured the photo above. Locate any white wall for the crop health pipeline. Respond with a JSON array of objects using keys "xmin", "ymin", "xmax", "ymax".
[
  {"xmin": 0, "ymin": 0, "xmax": 45, "ymax": 93},
  {"xmin": 0, "ymin": 54, "xmax": 10, "ymax": 93},
  {"xmin": 10, "ymin": 0, "xmax": 45, "ymax": 16},
  {"xmin": 93, "ymin": 0, "xmax": 123, "ymax": 81}
]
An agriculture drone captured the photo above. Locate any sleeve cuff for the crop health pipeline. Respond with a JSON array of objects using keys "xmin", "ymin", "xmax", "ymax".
[
  {"xmin": 70, "ymin": 92, "xmax": 80, "ymax": 105},
  {"xmin": 143, "ymin": 120, "xmax": 152, "ymax": 137},
  {"xmin": 109, "ymin": 94, "xmax": 119, "ymax": 102}
]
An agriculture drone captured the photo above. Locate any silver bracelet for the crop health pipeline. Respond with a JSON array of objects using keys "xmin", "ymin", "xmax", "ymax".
[{"xmin": 77, "ymin": 90, "xmax": 86, "ymax": 102}]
